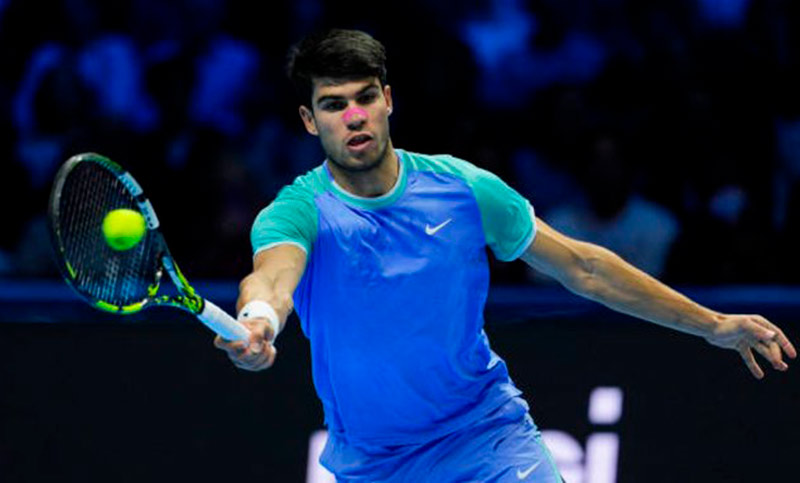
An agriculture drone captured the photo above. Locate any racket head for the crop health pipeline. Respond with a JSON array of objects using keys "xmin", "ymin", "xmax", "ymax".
[{"xmin": 48, "ymin": 153, "xmax": 165, "ymax": 314}]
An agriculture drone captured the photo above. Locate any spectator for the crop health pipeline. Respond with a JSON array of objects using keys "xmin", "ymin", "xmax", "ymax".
[{"xmin": 542, "ymin": 132, "xmax": 679, "ymax": 278}]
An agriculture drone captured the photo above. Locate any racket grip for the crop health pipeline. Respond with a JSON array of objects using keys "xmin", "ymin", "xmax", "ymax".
[{"xmin": 198, "ymin": 300, "xmax": 251, "ymax": 342}]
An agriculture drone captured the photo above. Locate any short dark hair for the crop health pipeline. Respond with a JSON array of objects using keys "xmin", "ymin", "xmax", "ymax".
[{"xmin": 286, "ymin": 29, "xmax": 388, "ymax": 107}]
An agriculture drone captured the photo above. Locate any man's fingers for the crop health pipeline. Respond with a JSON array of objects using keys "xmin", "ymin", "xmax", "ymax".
[
  {"xmin": 781, "ymin": 337, "xmax": 798, "ymax": 360},
  {"xmin": 242, "ymin": 318, "xmax": 276, "ymax": 346},
  {"xmin": 752, "ymin": 340, "xmax": 787, "ymax": 371},
  {"xmin": 767, "ymin": 341, "xmax": 789, "ymax": 371},
  {"xmin": 230, "ymin": 342, "xmax": 277, "ymax": 371},
  {"xmin": 214, "ymin": 319, "xmax": 278, "ymax": 371},
  {"xmin": 214, "ymin": 335, "xmax": 247, "ymax": 353},
  {"xmin": 750, "ymin": 316, "xmax": 797, "ymax": 360},
  {"xmin": 213, "ymin": 335, "xmax": 237, "ymax": 350},
  {"xmin": 250, "ymin": 345, "xmax": 278, "ymax": 370},
  {"xmin": 235, "ymin": 350, "xmax": 276, "ymax": 371},
  {"xmin": 739, "ymin": 346, "xmax": 765, "ymax": 379},
  {"xmin": 769, "ymin": 328, "xmax": 797, "ymax": 360},
  {"xmin": 745, "ymin": 318, "xmax": 775, "ymax": 342},
  {"xmin": 245, "ymin": 342, "xmax": 273, "ymax": 367},
  {"xmin": 266, "ymin": 345, "xmax": 277, "ymax": 366}
]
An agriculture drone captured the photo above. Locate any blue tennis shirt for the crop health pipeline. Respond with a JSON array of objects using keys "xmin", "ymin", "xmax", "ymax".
[{"xmin": 251, "ymin": 149, "xmax": 537, "ymax": 449}]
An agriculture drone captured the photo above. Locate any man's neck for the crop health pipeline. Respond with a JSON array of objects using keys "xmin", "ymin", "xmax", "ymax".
[{"xmin": 328, "ymin": 145, "xmax": 399, "ymax": 198}]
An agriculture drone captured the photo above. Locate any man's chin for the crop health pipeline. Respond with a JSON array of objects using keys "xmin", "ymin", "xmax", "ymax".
[
  {"xmin": 331, "ymin": 149, "xmax": 385, "ymax": 173},
  {"xmin": 335, "ymin": 158, "xmax": 381, "ymax": 173}
]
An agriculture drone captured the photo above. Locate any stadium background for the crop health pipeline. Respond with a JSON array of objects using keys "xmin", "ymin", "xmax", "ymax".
[{"xmin": 0, "ymin": 1, "xmax": 798, "ymax": 481}]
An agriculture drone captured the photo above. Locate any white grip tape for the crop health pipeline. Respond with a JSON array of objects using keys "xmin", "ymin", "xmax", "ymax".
[
  {"xmin": 198, "ymin": 300, "xmax": 251, "ymax": 342},
  {"xmin": 238, "ymin": 300, "xmax": 281, "ymax": 342}
]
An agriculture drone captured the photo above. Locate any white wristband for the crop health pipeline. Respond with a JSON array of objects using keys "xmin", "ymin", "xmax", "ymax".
[{"xmin": 237, "ymin": 300, "xmax": 281, "ymax": 341}]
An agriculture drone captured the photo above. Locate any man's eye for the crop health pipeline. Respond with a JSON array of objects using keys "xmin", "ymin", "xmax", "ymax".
[
  {"xmin": 358, "ymin": 93, "xmax": 377, "ymax": 104},
  {"xmin": 323, "ymin": 101, "xmax": 346, "ymax": 111}
]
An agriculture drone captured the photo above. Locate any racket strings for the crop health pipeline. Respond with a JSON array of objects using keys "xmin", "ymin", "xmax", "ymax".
[{"xmin": 57, "ymin": 162, "xmax": 159, "ymax": 306}]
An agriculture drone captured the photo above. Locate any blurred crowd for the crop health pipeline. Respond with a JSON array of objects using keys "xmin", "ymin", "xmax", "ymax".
[{"xmin": 1, "ymin": 0, "xmax": 799, "ymax": 284}]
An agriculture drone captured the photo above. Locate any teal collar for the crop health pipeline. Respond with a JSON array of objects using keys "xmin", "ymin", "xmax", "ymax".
[{"xmin": 323, "ymin": 149, "xmax": 408, "ymax": 209}]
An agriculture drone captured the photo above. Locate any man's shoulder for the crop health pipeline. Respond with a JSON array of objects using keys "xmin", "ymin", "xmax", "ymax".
[
  {"xmin": 279, "ymin": 164, "xmax": 328, "ymax": 199},
  {"xmin": 400, "ymin": 149, "xmax": 484, "ymax": 180}
]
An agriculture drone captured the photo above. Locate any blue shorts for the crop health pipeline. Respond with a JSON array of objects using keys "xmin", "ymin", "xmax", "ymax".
[{"xmin": 322, "ymin": 398, "xmax": 562, "ymax": 482}]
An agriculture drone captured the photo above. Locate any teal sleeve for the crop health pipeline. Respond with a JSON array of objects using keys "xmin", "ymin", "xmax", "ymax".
[
  {"xmin": 250, "ymin": 183, "xmax": 318, "ymax": 256},
  {"xmin": 468, "ymin": 165, "xmax": 536, "ymax": 262}
]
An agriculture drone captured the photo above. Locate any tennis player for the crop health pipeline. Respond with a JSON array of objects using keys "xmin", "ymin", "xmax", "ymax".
[{"xmin": 214, "ymin": 29, "xmax": 796, "ymax": 482}]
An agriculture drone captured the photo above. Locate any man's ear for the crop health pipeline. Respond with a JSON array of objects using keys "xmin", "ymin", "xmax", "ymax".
[
  {"xmin": 299, "ymin": 105, "xmax": 319, "ymax": 136},
  {"xmin": 384, "ymin": 85, "xmax": 393, "ymax": 115}
]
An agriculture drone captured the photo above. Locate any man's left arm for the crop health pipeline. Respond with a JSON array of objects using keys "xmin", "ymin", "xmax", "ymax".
[{"xmin": 520, "ymin": 217, "xmax": 797, "ymax": 379}]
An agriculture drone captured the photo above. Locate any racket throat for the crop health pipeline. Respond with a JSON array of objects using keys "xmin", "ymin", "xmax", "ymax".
[{"xmin": 161, "ymin": 254, "xmax": 203, "ymax": 313}]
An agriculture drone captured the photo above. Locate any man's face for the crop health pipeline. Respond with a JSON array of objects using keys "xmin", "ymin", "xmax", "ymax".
[{"xmin": 299, "ymin": 77, "xmax": 393, "ymax": 172}]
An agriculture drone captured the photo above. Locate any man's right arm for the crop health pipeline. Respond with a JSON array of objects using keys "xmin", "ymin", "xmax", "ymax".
[{"xmin": 214, "ymin": 244, "xmax": 308, "ymax": 371}]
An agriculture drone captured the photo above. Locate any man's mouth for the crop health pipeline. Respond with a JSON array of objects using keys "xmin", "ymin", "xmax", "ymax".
[{"xmin": 347, "ymin": 133, "xmax": 373, "ymax": 149}]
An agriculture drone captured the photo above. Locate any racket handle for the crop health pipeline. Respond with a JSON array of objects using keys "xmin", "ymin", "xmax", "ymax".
[{"xmin": 198, "ymin": 299, "xmax": 251, "ymax": 342}]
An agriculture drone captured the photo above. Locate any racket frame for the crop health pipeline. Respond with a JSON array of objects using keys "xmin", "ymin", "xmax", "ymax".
[{"xmin": 50, "ymin": 153, "xmax": 218, "ymax": 318}]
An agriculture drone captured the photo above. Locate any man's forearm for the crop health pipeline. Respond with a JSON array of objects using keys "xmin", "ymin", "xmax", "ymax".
[
  {"xmin": 237, "ymin": 244, "xmax": 308, "ymax": 332},
  {"xmin": 576, "ymin": 244, "xmax": 720, "ymax": 337},
  {"xmin": 523, "ymin": 218, "xmax": 795, "ymax": 379},
  {"xmin": 238, "ymin": 270, "xmax": 296, "ymax": 324}
]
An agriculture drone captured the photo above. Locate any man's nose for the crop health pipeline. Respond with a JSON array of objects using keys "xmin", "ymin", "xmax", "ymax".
[{"xmin": 343, "ymin": 107, "xmax": 368, "ymax": 127}]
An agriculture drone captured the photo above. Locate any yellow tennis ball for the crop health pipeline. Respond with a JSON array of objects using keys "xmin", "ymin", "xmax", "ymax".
[{"xmin": 102, "ymin": 209, "xmax": 146, "ymax": 251}]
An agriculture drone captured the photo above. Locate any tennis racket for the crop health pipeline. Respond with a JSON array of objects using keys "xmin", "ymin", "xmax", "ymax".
[{"xmin": 48, "ymin": 152, "xmax": 250, "ymax": 342}]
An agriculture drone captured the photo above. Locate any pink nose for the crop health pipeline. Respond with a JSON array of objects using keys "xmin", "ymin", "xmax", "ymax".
[{"xmin": 342, "ymin": 107, "xmax": 368, "ymax": 123}]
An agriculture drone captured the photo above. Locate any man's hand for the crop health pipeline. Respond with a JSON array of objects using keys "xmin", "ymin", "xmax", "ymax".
[
  {"xmin": 214, "ymin": 318, "xmax": 278, "ymax": 371},
  {"xmin": 217, "ymin": 244, "xmax": 306, "ymax": 371},
  {"xmin": 705, "ymin": 314, "xmax": 797, "ymax": 379}
]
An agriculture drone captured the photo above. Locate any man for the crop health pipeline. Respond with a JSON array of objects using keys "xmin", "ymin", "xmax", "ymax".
[{"xmin": 215, "ymin": 29, "xmax": 795, "ymax": 482}]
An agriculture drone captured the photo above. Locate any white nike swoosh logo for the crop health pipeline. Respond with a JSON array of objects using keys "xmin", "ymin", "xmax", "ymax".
[
  {"xmin": 516, "ymin": 461, "xmax": 541, "ymax": 480},
  {"xmin": 425, "ymin": 218, "xmax": 452, "ymax": 235}
]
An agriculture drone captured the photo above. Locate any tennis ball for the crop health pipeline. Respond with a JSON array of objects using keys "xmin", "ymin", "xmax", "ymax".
[{"xmin": 102, "ymin": 208, "xmax": 146, "ymax": 251}]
